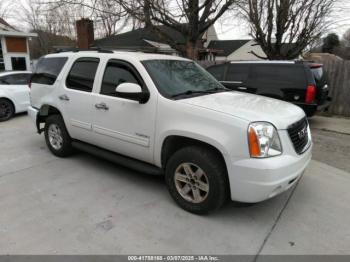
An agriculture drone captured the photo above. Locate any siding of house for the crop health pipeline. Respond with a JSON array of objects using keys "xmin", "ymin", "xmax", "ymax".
[
  {"xmin": 203, "ymin": 26, "xmax": 218, "ymax": 47},
  {"xmin": 226, "ymin": 40, "xmax": 266, "ymax": 61},
  {"xmin": 5, "ymin": 37, "xmax": 27, "ymax": 52}
]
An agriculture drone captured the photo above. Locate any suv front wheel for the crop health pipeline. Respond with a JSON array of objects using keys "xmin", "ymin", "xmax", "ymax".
[
  {"xmin": 165, "ymin": 146, "xmax": 229, "ymax": 214},
  {"xmin": 44, "ymin": 115, "xmax": 73, "ymax": 157}
]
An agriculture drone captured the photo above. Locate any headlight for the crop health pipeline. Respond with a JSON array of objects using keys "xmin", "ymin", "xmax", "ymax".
[{"xmin": 248, "ymin": 122, "xmax": 282, "ymax": 158}]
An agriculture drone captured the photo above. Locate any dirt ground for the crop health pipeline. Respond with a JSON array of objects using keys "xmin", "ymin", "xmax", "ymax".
[{"xmin": 311, "ymin": 128, "xmax": 350, "ymax": 173}]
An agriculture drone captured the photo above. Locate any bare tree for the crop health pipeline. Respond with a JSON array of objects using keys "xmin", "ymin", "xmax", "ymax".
[
  {"xmin": 23, "ymin": 0, "xmax": 77, "ymax": 37},
  {"xmin": 0, "ymin": 0, "xmax": 13, "ymax": 20},
  {"xmin": 46, "ymin": 0, "xmax": 129, "ymax": 38},
  {"xmin": 22, "ymin": 0, "xmax": 76, "ymax": 58},
  {"xmin": 343, "ymin": 28, "xmax": 350, "ymax": 47},
  {"xmin": 239, "ymin": 0, "xmax": 335, "ymax": 60},
  {"xmin": 44, "ymin": 0, "xmax": 237, "ymax": 59},
  {"xmin": 119, "ymin": 0, "xmax": 238, "ymax": 59},
  {"xmin": 84, "ymin": 0, "xmax": 130, "ymax": 37}
]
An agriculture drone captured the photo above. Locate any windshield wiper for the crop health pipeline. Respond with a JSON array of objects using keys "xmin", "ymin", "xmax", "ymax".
[
  {"xmin": 207, "ymin": 87, "xmax": 231, "ymax": 92},
  {"xmin": 171, "ymin": 88, "xmax": 229, "ymax": 98},
  {"xmin": 171, "ymin": 90, "xmax": 212, "ymax": 98}
]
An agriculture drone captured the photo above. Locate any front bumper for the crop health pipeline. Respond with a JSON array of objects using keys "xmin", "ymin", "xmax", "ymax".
[{"xmin": 227, "ymin": 130, "xmax": 312, "ymax": 203}]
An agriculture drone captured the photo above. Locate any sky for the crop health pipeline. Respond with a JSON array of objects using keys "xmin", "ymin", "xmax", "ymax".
[
  {"xmin": 215, "ymin": 0, "xmax": 350, "ymax": 40},
  {"xmin": 3, "ymin": 0, "xmax": 350, "ymax": 40}
]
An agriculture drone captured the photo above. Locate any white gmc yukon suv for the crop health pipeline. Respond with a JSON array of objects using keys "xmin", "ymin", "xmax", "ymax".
[{"xmin": 28, "ymin": 50, "xmax": 312, "ymax": 214}]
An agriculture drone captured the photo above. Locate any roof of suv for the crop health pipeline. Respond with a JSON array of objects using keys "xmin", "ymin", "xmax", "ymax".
[
  {"xmin": 44, "ymin": 51, "xmax": 190, "ymax": 62},
  {"xmin": 229, "ymin": 60, "xmax": 298, "ymax": 64}
]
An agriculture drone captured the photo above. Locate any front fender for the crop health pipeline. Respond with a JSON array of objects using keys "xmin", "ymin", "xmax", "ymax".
[{"xmin": 154, "ymin": 129, "xmax": 242, "ymax": 169}]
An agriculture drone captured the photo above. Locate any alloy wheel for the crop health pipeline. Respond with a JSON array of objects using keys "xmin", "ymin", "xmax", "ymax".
[
  {"xmin": 48, "ymin": 124, "xmax": 63, "ymax": 150},
  {"xmin": 0, "ymin": 100, "xmax": 12, "ymax": 120},
  {"xmin": 174, "ymin": 163, "xmax": 209, "ymax": 203}
]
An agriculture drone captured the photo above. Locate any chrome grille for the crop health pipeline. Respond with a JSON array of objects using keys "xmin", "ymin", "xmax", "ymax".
[{"xmin": 287, "ymin": 117, "xmax": 310, "ymax": 154}]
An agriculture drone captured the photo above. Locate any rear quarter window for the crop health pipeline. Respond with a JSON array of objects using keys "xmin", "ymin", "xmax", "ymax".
[
  {"xmin": 31, "ymin": 57, "xmax": 68, "ymax": 85},
  {"xmin": 251, "ymin": 64, "xmax": 306, "ymax": 87}
]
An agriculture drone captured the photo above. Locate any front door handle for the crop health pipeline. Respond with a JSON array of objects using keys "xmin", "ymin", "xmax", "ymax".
[
  {"xmin": 95, "ymin": 102, "xmax": 109, "ymax": 110},
  {"xmin": 58, "ymin": 94, "xmax": 70, "ymax": 101},
  {"xmin": 237, "ymin": 86, "xmax": 248, "ymax": 90}
]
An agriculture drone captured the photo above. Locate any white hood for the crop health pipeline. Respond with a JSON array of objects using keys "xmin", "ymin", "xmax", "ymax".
[{"xmin": 179, "ymin": 91, "xmax": 305, "ymax": 130}]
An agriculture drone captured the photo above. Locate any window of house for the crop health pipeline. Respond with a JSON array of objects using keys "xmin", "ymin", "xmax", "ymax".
[
  {"xmin": 11, "ymin": 57, "xmax": 27, "ymax": 71},
  {"xmin": 66, "ymin": 58, "xmax": 99, "ymax": 92},
  {"xmin": 0, "ymin": 41, "xmax": 4, "ymax": 71}
]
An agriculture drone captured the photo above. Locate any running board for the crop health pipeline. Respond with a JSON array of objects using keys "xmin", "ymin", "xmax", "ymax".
[{"xmin": 72, "ymin": 141, "xmax": 163, "ymax": 176}]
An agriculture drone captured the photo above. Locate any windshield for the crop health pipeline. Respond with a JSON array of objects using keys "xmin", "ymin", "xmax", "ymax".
[{"xmin": 142, "ymin": 59, "xmax": 227, "ymax": 99}]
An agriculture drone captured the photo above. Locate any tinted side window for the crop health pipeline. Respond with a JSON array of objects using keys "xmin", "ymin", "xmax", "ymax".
[
  {"xmin": 252, "ymin": 65, "xmax": 306, "ymax": 86},
  {"xmin": 66, "ymin": 58, "xmax": 99, "ymax": 92},
  {"xmin": 0, "ymin": 74, "xmax": 31, "ymax": 85},
  {"xmin": 101, "ymin": 61, "xmax": 140, "ymax": 96},
  {"xmin": 227, "ymin": 64, "xmax": 250, "ymax": 82},
  {"xmin": 207, "ymin": 64, "xmax": 225, "ymax": 80},
  {"xmin": 31, "ymin": 57, "xmax": 68, "ymax": 85}
]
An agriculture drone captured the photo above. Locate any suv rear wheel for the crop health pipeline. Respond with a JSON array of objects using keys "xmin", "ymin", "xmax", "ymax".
[
  {"xmin": 45, "ymin": 115, "xmax": 73, "ymax": 157},
  {"xmin": 165, "ymin": 146, "xmax": 229, "ymax": 214},
  {"xmin": 0, "ymin": 99, "xmax": 14, "ymax": 122}
]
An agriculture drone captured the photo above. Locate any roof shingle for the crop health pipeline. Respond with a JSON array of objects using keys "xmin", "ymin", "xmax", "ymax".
[{"xmin": 207, "ymin": 40, "xmax": 250, "ymax": 56}]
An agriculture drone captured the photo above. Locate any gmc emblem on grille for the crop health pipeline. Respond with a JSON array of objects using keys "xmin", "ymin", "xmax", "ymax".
[{"xmin": 298, "ymin": 126, "xmax": 308, "ymax": 139}]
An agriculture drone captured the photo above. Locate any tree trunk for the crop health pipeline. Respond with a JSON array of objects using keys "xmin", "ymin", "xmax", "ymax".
[{"xmin": 185, "ymin": 40, "xmax": 199, "ymax": 60}]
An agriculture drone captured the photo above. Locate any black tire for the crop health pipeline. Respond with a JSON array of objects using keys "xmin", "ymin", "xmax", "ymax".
[
  {"xmin": 165, "ymin": 146, "xmax": 229, "ymax": 214},
  {"xmin": 0, "ymin": 98, "xmax": 15, "ymax": 122},
  {"xmin": 44, "ymin": 114, "xmax": 73, "ymax": 157}
]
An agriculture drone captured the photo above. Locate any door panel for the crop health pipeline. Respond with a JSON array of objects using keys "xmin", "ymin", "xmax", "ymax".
[
  {"xmin": 59, "ymin": 57, "xmax": 99, "ymax": 143},
  {"xmin": 224, "ymin": 64, "xmax": 256, "ymax": 93},
  {"xmin": 13, "ymin": 84, "xmax": 30, "ymax": 111},
  {"xmin": 92, "ymin": 59, "xmax": 156, "ymax": 163}
]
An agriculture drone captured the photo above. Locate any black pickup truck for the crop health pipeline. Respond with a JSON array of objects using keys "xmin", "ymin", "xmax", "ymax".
[{"xmin": 207, "ymin": 61, "xmax": 331, "ymax": 117}]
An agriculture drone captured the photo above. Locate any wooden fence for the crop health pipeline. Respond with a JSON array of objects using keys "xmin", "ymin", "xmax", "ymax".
[
  {"xmin": 313, "ymin": 58, "xmax": 350, "ymax": 117},
  {"xmin": 199, "ymin": 57, "xmax": 350, "ymax": 117}
]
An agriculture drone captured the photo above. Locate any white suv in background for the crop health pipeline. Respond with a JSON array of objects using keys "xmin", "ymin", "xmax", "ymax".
[
  {"xmin": 0, "ymin": 71, "xmax": 32, "ymax": 121},
  {"xmin": 28, "ymin": 50, "xmax": 312, "ymax": 214}
]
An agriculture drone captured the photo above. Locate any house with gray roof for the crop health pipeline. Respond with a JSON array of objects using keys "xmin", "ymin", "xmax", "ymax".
[
  {"xmin": 0, "ymin": 18, "xmax": 37, "ymax": 71},
  {"xmin": 207, "ymin": 39, "xmax": 300, "ymax": 61},
  {"xmin": 93, "ymin": 24, "xmax": 219, "ymax": 59},
  {"xmin": 207, "ymin": 39, "xmax": 267, "ymax": 61}
]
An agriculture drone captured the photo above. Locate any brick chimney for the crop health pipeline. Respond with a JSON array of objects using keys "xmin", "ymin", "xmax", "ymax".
[{"xmin": 76, "ymin": 19, "xmax": 94, "ymax": 49}]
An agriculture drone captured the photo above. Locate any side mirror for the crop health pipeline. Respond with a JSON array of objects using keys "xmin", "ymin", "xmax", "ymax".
[{"xmin": 115, "ymin": 83, "xmax": 149, "ymax": 104}]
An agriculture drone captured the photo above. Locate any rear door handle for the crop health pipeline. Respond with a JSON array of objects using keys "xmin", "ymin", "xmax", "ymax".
[
  {"xmin": 237, "ymin": 86, "xmax": 248, "ymax": 90},
  {"xmin": 58, "ymin": 94, "xmax": 70, "ymax": 101},
  {"xmin": 95, "ymin": 102, "xmax": 109, "ymax": 111}
]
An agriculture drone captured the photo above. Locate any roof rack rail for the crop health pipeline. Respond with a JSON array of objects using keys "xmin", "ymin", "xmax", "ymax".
[
  {"xmin": 73, "ymin": 46, "xmax": 113, "ymax": 54},
  {"xmin": 54, "ymin": 47, "xmax": 114, "ymax": 54},
  {"xmin": 90, "ymin": 46, "xmax": 160, "ymax": 53}
]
